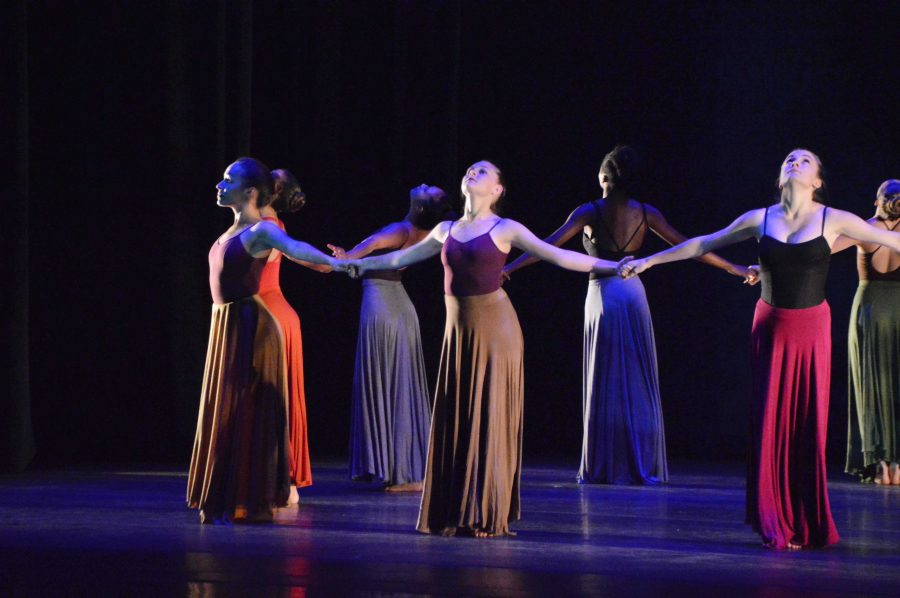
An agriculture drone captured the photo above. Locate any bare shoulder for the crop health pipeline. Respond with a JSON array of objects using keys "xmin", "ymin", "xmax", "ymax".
[
  {"xmin": 431, "ymin": 219, "xmax": 455, "ymax": 242},
  {"xmin": 250, "ymin": 219, "xmax": 282, "ymax": 239}
]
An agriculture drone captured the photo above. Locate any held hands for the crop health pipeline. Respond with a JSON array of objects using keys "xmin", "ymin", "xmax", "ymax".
[
  {"xmin": 327, "ymin": 244, "xmax": 348, "ymax": 260},
  {"xmin": 616, "ymin": 256, "xmax": 644, "ymax": 279},
  {"xmin": 729, "ymin": 264, "xmax": 759, "ymax": 285},
  {"xmin": 741, "ymin": 265, "xmax": 760, "ymax": 286}
]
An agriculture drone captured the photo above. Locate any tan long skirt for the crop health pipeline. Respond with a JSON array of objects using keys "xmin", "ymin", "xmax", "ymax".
[
  {"xmin": 417, "ymin": 289, "xmax": 524, "ymax": 536},
  {"xmin": 187, "ymin": 295, "xmax": 292, "ymax": 523}
]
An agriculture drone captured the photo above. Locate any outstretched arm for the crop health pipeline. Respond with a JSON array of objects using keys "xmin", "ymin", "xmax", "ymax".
[
  {"xmin": 620, "ymin": 209, "xmax": 763, "ymax": 277},
  {"xmin": 498, "ymin": 219, "xmax": 617, "ymax": 276},
  {"xmin": 646, "ymin": 205, "xmax": 755, "ymax": 281},
  {"xmin": 350, "ymin": 221, "xmax": 448, "ymax": 275},
  {"xmin": 250, "ymin": 221, "xmax": 338, "ymax": 268},
  {"xmin": 830, "ymin": 210, "xmax": 900, "ymax": 252},
  {"xmin": 504, "ymin": 204, "xmax": 592, "ymax": 276},
  {"xmin": 327, "ymin": 222, "xmax": 411, "ymax": 260}
]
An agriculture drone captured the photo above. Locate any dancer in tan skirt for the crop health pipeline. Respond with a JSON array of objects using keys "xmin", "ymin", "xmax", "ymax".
[
  {"xmin": 347, "ymin": 161, "xmax": 619, "ymax": 537},
  {"xmin": 187, "ymin": 157, "xmax": 342, "ymax": 524}
]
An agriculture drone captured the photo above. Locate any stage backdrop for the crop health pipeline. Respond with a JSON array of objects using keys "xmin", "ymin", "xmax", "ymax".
[{"xmin": 8, "ymin": 0, "xmax": 899, "ymax": 470}]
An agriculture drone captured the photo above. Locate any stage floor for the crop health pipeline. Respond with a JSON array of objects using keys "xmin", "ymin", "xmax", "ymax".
[{"xmin": 1, "ymin": 461, "xmax": 899, "ymax": 596}]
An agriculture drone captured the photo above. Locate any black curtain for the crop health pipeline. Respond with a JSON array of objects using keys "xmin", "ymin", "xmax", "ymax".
[{"xmin": 10, "ymin": 1, "xmax": 900, "ymax": 468}]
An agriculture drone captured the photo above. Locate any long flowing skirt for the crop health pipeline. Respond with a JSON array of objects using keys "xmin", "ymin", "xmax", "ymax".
[
  {"xmin": 350, "ymin": 279, "xmax": 431, "ymax": 485},
  {"xmin": 748, "ymin": 299, "xmax": 839, "ymax": 548},
  {"xmin": 259, "ymin": 288, "xmax": 312, "ymax": 488},
  {"xmin": 578, "ymin": 276, "xmax": 668, "ymax": 485},
  {"xmin": 845, "ymin": 281, "xmax": 900, "ymax": 478},
  {"xmin": 417, "ymin": 289, "xmax": 524, "ymax": 536},
  {"xmin": 186, "ymin": 295, "xmax": 291, "ymax": 523}
]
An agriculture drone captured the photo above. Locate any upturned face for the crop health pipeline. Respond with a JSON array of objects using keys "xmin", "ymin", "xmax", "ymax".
[
  {"xmin": 460, "ymin": 161, "xmax": 502, "ymax": 200},
  {"xmin": 778, "ymin": 149, "xmax": 822, "ymax": 192}
]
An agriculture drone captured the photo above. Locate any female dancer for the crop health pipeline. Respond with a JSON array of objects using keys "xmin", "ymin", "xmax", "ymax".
[
  {"xmin": 504, "ymin": 145, "xmax": 753, "ymax": 485},
  {"xmin": 329, "ymin": 184, "xmax": 454, "ymax": 492},
  {"xmin": 257, "ymin": 169, "xmax": 327, "ymax": 504},
  {"xmin": 618, "ymin": 149, "xmax": 900, "ymax": 549},
  {"xmin": 187, "ymin": 157, "xmax": 342, "ymax": 524},
  {"xmin": 347, "ymin": 161, "xmax": 619, "ymax": 537},
  {"xmin": 839, "ymin": 180, "xmax": 900, "ymax": 484}
]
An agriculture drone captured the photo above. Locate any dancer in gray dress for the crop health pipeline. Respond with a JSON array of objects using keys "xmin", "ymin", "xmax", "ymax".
[
  {"xmin": 505, "ymin": 146, "xmax": 753, "ymax": 484},
  {"xmin": 329, "ymin": 184, "xmax": 454, "ymax": 491}
]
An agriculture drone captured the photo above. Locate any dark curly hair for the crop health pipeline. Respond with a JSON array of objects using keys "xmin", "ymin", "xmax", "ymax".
[
  {"xmin": 270, "ymin": 169, "xmax": 307, "ymax": 213},
  {"xmin": 599, "ymin": 145, "xmax": 640, "ymax": 194},
  {"xmin": 233, "ymin": 157, "xmax": 274, "ymax": 207},
  {"xmin": 877, "ymin": 179, "xmax": 900, "ymax": 219}
]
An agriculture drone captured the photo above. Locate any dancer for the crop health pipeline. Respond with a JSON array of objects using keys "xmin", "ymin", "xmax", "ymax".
[
  {"xmin": 346, "ymin": 161, "xmax": 619, "ymax": 537},
  {"xmin": 187, "ymin": 157, "xmax": 342, "ymax": 524},
  {"xmin": 328, "ymin": 184, "xmax": 454, "ymax": 492},
  {"xmin": 618, "ymin": 149, "xmax": 900, "ymax": 549},
  {"xmin": 257, "ymin": 169, "xmax": 326, "ymax": 504},
  {"xmin": 504, "ymin": 145, "xmax": 754, "ymax": 485},
  {"xmin": 838, "ymin": 180, "xmax": 900, "ymax": 484}
]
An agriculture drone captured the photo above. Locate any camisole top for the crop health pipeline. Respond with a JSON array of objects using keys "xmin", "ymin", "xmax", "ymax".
[
  {"xmin": 442, "ymin": 220, "xmax": 508, "ymax": 296},
  {"xmin": 857, "ymin": 219, "xmax": 900, "ymax": 282},
  {"xmin": 758, "ymin": 206, "xmax": 831, "ymax": 309},
  {"xmin": 258, "ymin": 217, "xmax": 284, "ymax": 293},
  {"xmin": 209, "ymin": 227, "xmax": 267, "ymax": 305},
  {"xmin": 583, "ymin": 201, "xmax": 647, "ymax": 280}
]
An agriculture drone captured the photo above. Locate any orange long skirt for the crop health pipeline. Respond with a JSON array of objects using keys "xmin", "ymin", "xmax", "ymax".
[{"xmin": 259, "ymin": 288, "xmax": 313, "ymax": 488}]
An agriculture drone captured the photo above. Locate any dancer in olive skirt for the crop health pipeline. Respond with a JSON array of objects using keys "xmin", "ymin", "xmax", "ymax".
[
  {"xmin": 346, "ymin": 161, "xmax": 618, "ymax": 537},
  {"xmin": 839, "ymin": 179, "xmax": 900, "ymax": 484}
]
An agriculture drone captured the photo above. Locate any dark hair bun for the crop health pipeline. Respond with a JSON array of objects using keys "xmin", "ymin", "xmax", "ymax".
[
  {"xmin": 270, "ymin": 169, "xmax": 307, "ymax": 214},
  {"xmin": 600, "ymin": 145, "xmax": 640, "ymax": 194}
]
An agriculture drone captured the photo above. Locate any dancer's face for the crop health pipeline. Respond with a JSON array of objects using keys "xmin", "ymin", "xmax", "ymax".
[
  {"xmin": 216, "ymin": 163, "xmax": 249, "ymax": 207},
  {"xmin": 778, "ymin": 149, "xmax": 822, "ymax": 192},
  {"xmin": 461, "ymin": 161, "xmax": 503, "ymax": 201}
]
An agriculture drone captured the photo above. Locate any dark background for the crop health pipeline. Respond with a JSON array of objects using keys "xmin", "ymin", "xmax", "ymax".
[{"xmin": 4, "ymin": 0, "xmax": 899, "ymax": 471}]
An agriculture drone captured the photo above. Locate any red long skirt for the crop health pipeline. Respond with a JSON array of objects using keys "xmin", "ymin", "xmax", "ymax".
[{"xmin": 748, "ymin": 299, "xmax": 839, "ymax": 549}]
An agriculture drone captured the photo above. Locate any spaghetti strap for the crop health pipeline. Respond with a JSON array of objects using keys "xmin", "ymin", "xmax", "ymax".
[
  {"xmin": 762, "ymin": 207, "xmax": 769, "ymax": 235},
  {"xmin": 486, "ymin": 219, "xmax": 503, "ymax": 233},
  {"xmin": 871, "ymin": 219, "xmax": 900, "ymax": 256},
  {"xmin": 820, "ymin": 206, "xmax": 828, "ymax": 234}
]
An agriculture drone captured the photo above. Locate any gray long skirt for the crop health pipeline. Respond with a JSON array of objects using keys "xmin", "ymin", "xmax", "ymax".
[
  {"xmin": 578, "ymin": 275, "xmax": 668, "ymax": 485},
  {"xmin": 417, "ymin": 289, "xmax": 524, "ymax": 536},
  {"xmin": 845, "ymin": 280, "xmax": 900, "ymax": 479},
  {"xmin": 349, "ymin": 279, "xmax": 431, "ymax": 485}
]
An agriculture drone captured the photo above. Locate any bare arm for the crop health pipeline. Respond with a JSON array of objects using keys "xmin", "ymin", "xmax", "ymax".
[
  {"xmin": 327, "ymin": 222, "xmax": 411, "ymax": 260},
  {"xmin": 351, "ymin": 221, "xmax": 448, "ymax": 275},
  {"xmin": 646, "ymin": 205, "xmax": 752, "ymax": 278},
  {"xmin": 249, "ymin": 221, "xmax": 338, "ymax": 267},
  {"xmin": 830, "ymin": 210, "xmax": 900, "ymax": 252},
  {"xmin": 497, "ymin": 219, "xmax": 617, "ymax": 275},
  {"xmin": 621, "ymin": 209, "xmax": 763, "ymax": 277},
  {"xmin": 504, "ymin": 204, "xmax": 593, "ymax": 275}
]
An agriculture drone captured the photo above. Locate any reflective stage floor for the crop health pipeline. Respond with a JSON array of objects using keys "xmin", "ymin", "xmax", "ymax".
[{"xmin": 1, "ymin": 461, "xmax": 899, "ymax": 596}]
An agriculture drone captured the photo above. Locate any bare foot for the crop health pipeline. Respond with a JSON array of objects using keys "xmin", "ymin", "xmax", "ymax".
[
  {"xmin": 288, "ymin": 485, "xmax": 300, "ymax": 505},
  {"xmin": 890, "ymin": 462, "xmax": 900, "ymax": 485},
  {"xmin": 384, "ymin": 481, "xmax": 424, "ymax": 493},
  {"xmin": 875, "ymin": 461, "xmax": 891, "ymax": 485}
]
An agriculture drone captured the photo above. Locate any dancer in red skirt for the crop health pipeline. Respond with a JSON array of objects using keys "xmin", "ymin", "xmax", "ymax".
[
  {"xmin": 257, "ymin": 169, "xmax": 330, "ymax": 504},
  {"xmin": 618, "ymin": 149, "xmax": 900, "ymax": 549}
]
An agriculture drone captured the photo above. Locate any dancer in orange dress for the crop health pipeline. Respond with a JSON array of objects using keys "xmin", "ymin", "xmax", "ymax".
[{"xmin": 257, "ymin": 169, "xmax": 329, "ymax": 504}]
